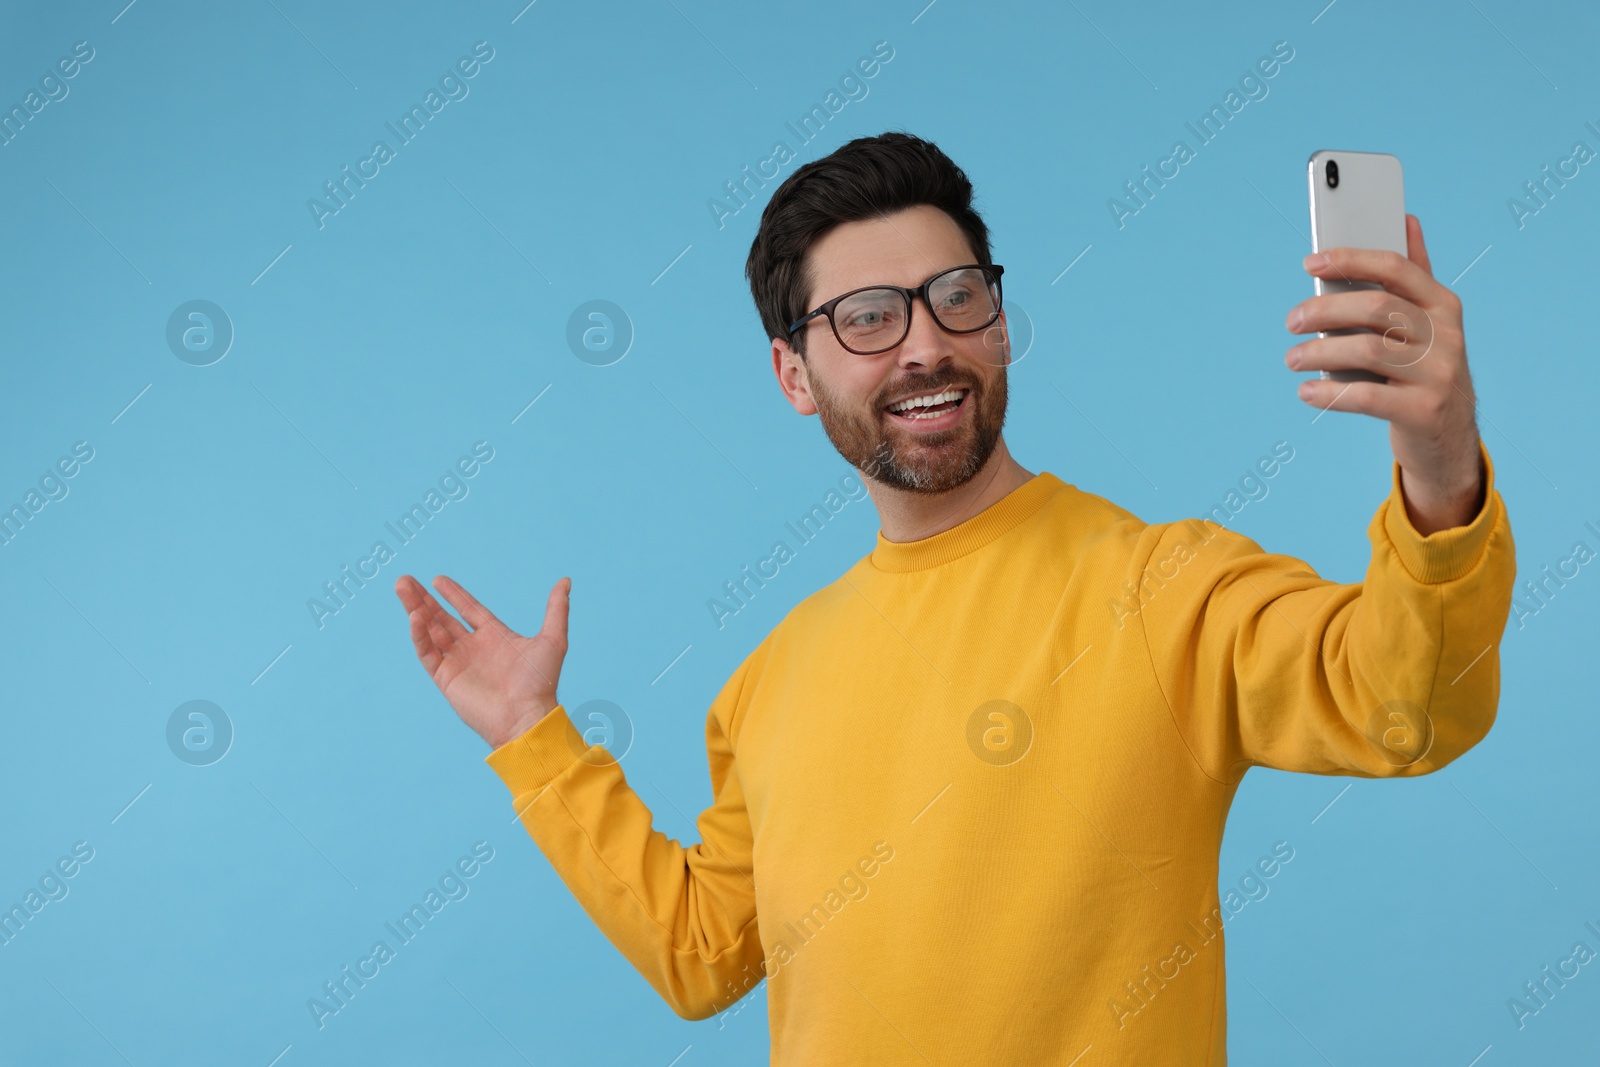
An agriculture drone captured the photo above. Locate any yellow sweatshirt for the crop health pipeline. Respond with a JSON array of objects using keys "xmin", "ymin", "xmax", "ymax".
[{"xmin": 486, "ymin": 439, "xmax": 1514, "ymax": 1064}]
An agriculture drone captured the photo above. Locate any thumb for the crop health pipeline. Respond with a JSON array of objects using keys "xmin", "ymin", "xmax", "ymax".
[
  {"xmin": 541, "ymin": 576, "xmax": 572, "ymax": 644},
  {"xmin": 1405, "ymin": 214, "xmax": 1433, "ymax": 278}
]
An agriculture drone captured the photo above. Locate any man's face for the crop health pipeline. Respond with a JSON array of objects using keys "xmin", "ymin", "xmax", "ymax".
[{"xmin": 772, "ymin": 204, "xmax": 1011, "ymax": 494}]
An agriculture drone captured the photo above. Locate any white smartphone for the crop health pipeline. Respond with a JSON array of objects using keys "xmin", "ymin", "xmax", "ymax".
[{"xmin": 1306, "ymin": 149, "xmax": 1406, "ymax": 384}]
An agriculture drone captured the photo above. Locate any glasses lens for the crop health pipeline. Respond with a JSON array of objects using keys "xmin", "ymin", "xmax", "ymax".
[
  {"xmin": 928, "ymin": 267, "xmax": 1000, "ymax": 332},
  {"xmin": 833, "ymin": 288, "xmax": 908, "ymax": 353}
]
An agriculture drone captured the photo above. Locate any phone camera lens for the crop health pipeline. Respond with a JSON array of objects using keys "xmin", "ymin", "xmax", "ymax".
[{"xmin": 1325, "ymin": 159, "xmax": 1339, "ymax": 188}]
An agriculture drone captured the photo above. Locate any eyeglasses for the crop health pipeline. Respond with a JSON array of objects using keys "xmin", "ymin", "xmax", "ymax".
[{"xmin": 787, "ymin": 263, "xmax": 1005, "ymax": 355}]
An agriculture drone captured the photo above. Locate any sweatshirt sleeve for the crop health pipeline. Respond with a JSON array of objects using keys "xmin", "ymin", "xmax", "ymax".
[
  {"xmin": 483, "ymin": 644, "xmax": 769, "ymax": 1020},
  {"xmin": 1136, "ymin": 439, "xmax": 1515, "ymax": 784}
]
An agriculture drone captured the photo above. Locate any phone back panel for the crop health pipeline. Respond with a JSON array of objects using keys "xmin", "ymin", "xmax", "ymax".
[{"xmin": 1307, "ymin": 150, "xmax": 1405, "ymax": 382}]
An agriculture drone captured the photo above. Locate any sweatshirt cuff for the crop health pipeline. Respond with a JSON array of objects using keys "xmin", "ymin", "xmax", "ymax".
[
  {"xmin": 1380, "ymin": 438, "xmax": 1500, "ymax": 585},
  {"xmin": 484, "ymin": 705, "xmax": 586, "ymax": 797}
]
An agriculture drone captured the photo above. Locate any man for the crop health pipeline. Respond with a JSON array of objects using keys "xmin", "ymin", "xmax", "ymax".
[{"xmin": 395, "ymin": 132, "xmax": 1514, "ymax": 1063}]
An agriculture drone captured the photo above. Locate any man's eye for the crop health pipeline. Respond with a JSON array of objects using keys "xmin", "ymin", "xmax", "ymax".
[{"xmin": 845, "ymin": 304, "xmax": 900, "ymax": 329}]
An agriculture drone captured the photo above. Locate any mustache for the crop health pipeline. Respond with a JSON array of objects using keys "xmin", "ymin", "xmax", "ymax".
[{"xmin": 878, "ymin": 373, "xmax": 978, "ymax": 408}]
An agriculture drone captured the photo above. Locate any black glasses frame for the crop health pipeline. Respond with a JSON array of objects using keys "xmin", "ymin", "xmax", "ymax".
[{"xmin": 787, "ymin": 263, "xmax": 1006, "ymax": 355}]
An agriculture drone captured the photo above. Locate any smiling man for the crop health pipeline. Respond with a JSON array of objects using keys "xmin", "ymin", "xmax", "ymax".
[{"xmin": 396, "ymin": 132, "xmax": 1516, "ymax": 1063}]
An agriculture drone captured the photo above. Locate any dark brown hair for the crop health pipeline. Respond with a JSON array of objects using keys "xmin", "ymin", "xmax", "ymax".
[{"xmin": 744, "ymin": 130, "xmax": 993, "ymax": 358}]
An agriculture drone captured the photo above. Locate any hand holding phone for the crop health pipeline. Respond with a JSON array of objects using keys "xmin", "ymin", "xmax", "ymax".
[
  {"xmin": 1291, "ymin": 156, "xmax": 1487, "ymax": 533},
  {"xmin": 1306, "ymin": 150, "xmax": 1407, "ymax": 384}
]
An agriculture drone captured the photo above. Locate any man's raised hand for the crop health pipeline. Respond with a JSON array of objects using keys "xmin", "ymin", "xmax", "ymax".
[
  {"xmin": 1284, "ymin": 214, "xmax": 1484, "ymax": 534},
  {"xmin": 395, "ymin": 573, "xmax": 572, "ymax": 749}
]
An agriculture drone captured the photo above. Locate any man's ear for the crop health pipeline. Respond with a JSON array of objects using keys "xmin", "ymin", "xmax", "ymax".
[{"xmin": 772, "ymin": 337, "xmax": 818, "ymax": 416}]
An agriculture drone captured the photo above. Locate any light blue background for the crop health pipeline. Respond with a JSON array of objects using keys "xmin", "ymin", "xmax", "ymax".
[{"xmin": 2, "ymin": 0, "xmax": 1596, "ymax": 1063}]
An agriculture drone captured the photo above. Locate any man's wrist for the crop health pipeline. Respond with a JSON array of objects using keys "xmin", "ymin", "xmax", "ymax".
[
  {"xmin": 1399, "ymin": 452, "xmax": 1486, "ymax": 536},
  {"xmin": 490, "ymin": 702, "xmax": 559, "ymax": 749}
]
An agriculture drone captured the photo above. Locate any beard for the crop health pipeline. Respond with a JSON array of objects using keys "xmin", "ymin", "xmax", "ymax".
[{"xmin": 809, "ymin": 360, "xmax": 1008, "ymax": 494}]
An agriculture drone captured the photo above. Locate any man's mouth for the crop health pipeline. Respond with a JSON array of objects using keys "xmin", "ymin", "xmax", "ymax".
[{"xmin": 883, "ymin": 387, "xmax": 969, "ymax": 423}]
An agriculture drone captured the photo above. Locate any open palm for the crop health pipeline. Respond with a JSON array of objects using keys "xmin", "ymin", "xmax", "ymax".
[{"xmin": 395, "ymin": 573, "xmax": 571, "ymax": 749}]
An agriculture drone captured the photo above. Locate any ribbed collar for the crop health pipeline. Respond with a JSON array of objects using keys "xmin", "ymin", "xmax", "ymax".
[{"xmin": 868, "ymin": 472, "xmax": 1065, "ymax": 573}]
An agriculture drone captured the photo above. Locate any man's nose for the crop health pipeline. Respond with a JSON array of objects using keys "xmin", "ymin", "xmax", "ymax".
[{"xmin": 894, "ymin": 298, "xmax": 957, "ymax": 372}]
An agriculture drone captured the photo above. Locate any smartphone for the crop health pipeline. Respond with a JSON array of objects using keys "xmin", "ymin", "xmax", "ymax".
[{"xmin": 1306, "ymin": 149, "xmax": 1406, "ymax": 384}]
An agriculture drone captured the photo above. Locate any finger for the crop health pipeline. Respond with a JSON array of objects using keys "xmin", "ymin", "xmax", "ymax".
[
  {"xmin": 1289, "ymin": 290, "xmax": 1429, "ymax": 337},
  {"xmin": 541, "ymin": 577, "xmax": 572, "ymax": 646},
  {"xmin": 426, "ymin": 595, "xmax": 471, "ymax": 643},
  {"xmin": 408, "ymin": 607, "xmax": 443, "ymax": 675},
  {"xmin": 395, "ymin": 574, "xmax": 430, "ymax": 613},
  {"xmin": 1304, "ymin": 246, "xmax": 1439, "ymax": 309},
  {"xmin": 425, "ymin": 612, "xmax": 458, "ymax": 659},
  {"xmin": 1288, "ymin": 330, "xmax": 1433, "ymax": 382},
  {"xmin": 433, "ymin": 574, "xmax": 505, "ymax": 632},
  {"xmin": 1295, "ymin": 376, "xmax": 1402, "ymax": 421},
  {"xmin": 397, "ymin": 574, "xmax": 469, "ymax": 641},
  {"xmin": 1405, "ymin": 214, "xmax": 1433, "ymax": 278}
]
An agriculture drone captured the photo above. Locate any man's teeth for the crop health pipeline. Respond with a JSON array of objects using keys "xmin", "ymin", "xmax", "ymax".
[{"xmin": 887, "ymin": 388, "xmax": 967, "ymax": 415}]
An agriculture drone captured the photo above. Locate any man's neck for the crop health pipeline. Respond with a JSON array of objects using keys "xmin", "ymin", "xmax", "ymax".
[{"xmin": 866, "ymin": 439, "xmax": 1036, "ymax": 543}]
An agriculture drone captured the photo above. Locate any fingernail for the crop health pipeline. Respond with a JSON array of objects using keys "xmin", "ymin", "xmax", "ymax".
[
  {"xmin": 1297, "ymin": 381, "xmax": 1314, "ymax": 400},
  {"xmin": 1302, "ymin": 253, "xmax": 1325, "ymax": 271},
  {"xmin": 1287, "ymin": 307, "xmax": 1303, "ymax": 330},
  {"xmin": 1287, "ymin": 346, "xmax": 1303, "ymax": 369}
]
